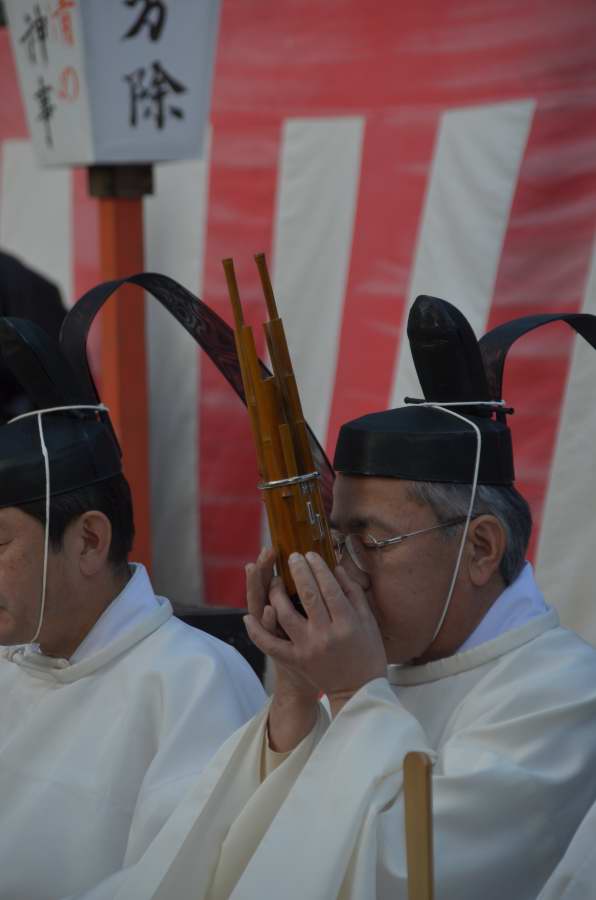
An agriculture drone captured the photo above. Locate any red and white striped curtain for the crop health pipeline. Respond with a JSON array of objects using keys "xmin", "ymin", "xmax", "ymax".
[{"xmin": 2, "ymin": 1, "xmax": 596, "ymax": 642}]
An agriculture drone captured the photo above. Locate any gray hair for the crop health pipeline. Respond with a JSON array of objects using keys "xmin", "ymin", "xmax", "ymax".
[{"xmin": 407, "ymin": 481, "xmax": 532, "ymax": 586}]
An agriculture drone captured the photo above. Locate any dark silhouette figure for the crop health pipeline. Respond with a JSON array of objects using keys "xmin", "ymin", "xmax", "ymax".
[{"xmin": 0, "ymin": 251, "xmax": 66, "ymax": 421}]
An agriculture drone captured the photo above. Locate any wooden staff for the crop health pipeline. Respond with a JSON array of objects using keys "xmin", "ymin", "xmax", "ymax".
[
  {"xmin": 222, "ymin": 253, "xmax": 336, "ymax": 602},
  {"xmin": 404, "ymin": 751, "xmax": 434, "ymax": 900}
]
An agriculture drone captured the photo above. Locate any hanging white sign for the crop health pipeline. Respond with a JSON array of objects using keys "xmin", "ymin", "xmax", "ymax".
[{"xmin": 5, "ymin": 0, "xmax": 220, "ymax": 166}]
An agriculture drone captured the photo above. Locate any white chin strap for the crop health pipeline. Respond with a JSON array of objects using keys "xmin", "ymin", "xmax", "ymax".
[
  {"xmin": 411, "ymin": 400, "xmax": 507, "ymax": 648},
  {"xmin": 7, "ymin": 404, "xmax": 108, "ymax": 645}
]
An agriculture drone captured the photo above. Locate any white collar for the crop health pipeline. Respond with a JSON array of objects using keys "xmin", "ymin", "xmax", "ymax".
[
  {"xmin": 68, "ymin": 563, "xmax": 160, "ymax": 663},
  {"xmin": 457, "ymin": 561, "xmax": 549, "ymax": 653},
  {"xmin": 3, "ymin": 564, "xmax": 172, "ymax": 680},
  {"xmin": 11, "ymin": 563, "xmax": 160, "ymax": 667},
  {"xmin": 387, "ymin": 563, "xmax": 554, "ymax": 685}
]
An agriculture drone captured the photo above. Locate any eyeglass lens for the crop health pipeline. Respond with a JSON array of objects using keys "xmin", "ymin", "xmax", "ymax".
[{"xmin": 331, "ymin": 532, "xmax": 371, "ymax": 573}]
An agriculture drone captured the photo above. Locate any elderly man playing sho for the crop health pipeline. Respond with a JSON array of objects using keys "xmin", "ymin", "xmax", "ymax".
[
  {"xmin": 106, "ymin": 296, "xmax": 596, "ymax": 900},
  {"xmin": 0, "ymin": 313, "xmax": 265, "ymax": 900},
  {"xmin": 226, "ymin": 449, "xmax": 596, "ymax": 900}
]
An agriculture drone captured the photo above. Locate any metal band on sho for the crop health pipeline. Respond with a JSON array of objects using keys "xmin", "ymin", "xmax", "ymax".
[{"xmin": 258, "ymin": 471, "xmax": 320, "ymax": 491}]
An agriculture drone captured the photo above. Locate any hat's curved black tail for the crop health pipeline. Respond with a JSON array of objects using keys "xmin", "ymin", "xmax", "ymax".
[
  {"xmin": 479, "ymin": 313, "xmax": 596, "ymax": 400},
  {"xmin": 60, "ymin": 273, "xmax": 335, "ymax": 514}
]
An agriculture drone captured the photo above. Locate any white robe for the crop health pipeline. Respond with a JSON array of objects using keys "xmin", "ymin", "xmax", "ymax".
[
  {"xmin": 104, "ymin": 572, "xmax": 596, "ymax": 900},
  {"xmin": 0, "ymin": 564, "xmax": 265, "ymax": 900},
  {"xmin": 537, "ymin": 800, "xmax": 596, "ymax": 899}
]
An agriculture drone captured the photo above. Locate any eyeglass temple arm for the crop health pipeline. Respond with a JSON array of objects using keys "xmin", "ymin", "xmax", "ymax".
[{"xmin": 368, "ymin": 516, "xmax": 469, "ymax": 549}]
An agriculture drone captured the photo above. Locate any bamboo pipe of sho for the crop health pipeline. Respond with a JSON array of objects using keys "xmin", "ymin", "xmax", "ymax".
[{"xmin": 222, "ymin": 253, "xmax": 336, "ymax": 604}]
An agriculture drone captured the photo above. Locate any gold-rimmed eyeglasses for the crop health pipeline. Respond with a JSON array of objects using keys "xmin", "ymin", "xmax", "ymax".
[{"xmin": 331, "ymin": 516, "xmax": 469, "ymax": 573}]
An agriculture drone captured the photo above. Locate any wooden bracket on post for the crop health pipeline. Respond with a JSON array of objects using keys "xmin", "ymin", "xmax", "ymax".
[
  {"xmin": 88, "ymin": 165, "xmax": 153, "ymax": 199},
  {"xmin": 88, "ymin": 164, "xmax": 153, "ymax": 571}
]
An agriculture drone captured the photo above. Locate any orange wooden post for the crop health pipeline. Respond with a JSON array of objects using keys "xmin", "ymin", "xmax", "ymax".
[{"xmin": 89, "ymin": 166, "xmax": 153, "ymax": 571}]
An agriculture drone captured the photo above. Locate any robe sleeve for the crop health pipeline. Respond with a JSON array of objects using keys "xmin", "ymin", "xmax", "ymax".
[{"xmin": 217, "ymin": 676, "xmax": 428, "ymax": 900}]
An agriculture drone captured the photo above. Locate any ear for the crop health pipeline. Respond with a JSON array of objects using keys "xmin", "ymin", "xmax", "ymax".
[
  {"xmin": 465, "ymin": 514, "xmax": 506, "ymax": 588},
  {"xmin": 66, "ymin": 511, "xmax": 113, "ymax": 577}
]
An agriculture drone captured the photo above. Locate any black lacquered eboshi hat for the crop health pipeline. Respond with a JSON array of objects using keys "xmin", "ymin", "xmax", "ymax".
[
  {"xmin": 334, "ymin": 295, "xmax": 596, "ymax": 485},
  {"xmin": 0, "ymin": 273, "xmax": 335, "ymax": 510}
]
